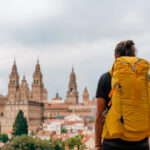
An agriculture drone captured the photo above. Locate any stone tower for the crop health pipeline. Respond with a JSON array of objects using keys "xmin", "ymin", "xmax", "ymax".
[
  {"xmin": 8, "ymin": 61, "xmax": 20, "ymax": 100},
  {"xmin": 82, "ymin": 87, "xmax": 89, "ymax": 105},
  {"xmin": 65, "ymin": 68, "xmax": 78, "ymax": 104},
  {"xmin": 20, "ymin": 76, "xmax": 30, "ymax": 100},
  {"xmin": 31, "ymin": 60, "xmax": 47, "ymax": 102}
]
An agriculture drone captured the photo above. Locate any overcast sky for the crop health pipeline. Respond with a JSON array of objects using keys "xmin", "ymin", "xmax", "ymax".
[{"xmin": 0, "ymin": 0, "xmax": 150, "ymax": 101}]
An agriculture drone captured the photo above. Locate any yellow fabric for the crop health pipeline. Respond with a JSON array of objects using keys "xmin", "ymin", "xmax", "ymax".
[{"xmin": 102, "ymin": 56, "xmax": 150, "ymax": 141}]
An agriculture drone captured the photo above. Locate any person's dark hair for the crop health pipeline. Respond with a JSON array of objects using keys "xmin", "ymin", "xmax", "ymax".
[{"xmin": 115, "ymin": 40, "xmax": 136, "ymax": 57}]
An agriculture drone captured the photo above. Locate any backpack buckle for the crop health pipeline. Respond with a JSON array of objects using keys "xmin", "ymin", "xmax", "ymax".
[{"xmin": 132, "ymin": 66, "xmax": 135, "ymax": 71}]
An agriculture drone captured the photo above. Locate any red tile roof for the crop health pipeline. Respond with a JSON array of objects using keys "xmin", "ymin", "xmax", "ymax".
[
  {"xmin": 52, "ymin": 133, "xmax": 69, "ymax": 139},
  {"xmin": 4, "ymin": 130, "xmax": 13, "ymax": 135},
  {"xmin": 36, "ymin": 130, "xmax": 54, "ymax": 136}
]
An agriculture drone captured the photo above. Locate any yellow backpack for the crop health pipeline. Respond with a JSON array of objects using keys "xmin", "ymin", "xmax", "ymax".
[{"xmin": 102, "ymin": 56, "xmax": 150, "ymax": 141}]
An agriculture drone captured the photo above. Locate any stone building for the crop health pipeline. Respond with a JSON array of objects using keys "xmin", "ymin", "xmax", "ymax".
[
  {"xmin": 8, "ymin": 60, "xmax": 47, "ymax": 102},
  {"xmin": 32, "ymin": 60, "xmax": 48, "ymax": 102},
  {"xmin": 0, "ymin": 60, "xmax": 47, "ymax": 133},
  {"xmin": 82, "ymin": 87, "xmax": 90, "ymax": 105},
  {"xmin": 0, "ymin": 95, "xmax": 7, "ymax": 133},
  {"xmin": 1, "ymin": 100, "xmax": 44, "ymax": 133},
  {"xmin": 8, "ymin": 61, "xmax": 20, "ymax": 100},
  {"xmin": 0, "ymin": 61, "xmax": 96, "ymax": 133},
  {"xmin": 44, "ymin": 68, "xmax": 96, "ymax": 120},
  {"xmin": 65, "ymin": 68, "xmax": 79, "ymax": 104}
]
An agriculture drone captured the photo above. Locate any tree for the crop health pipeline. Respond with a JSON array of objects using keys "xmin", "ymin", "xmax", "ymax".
[
  {"xmin": 12, "ymin": 110, "xmax": 28, "ymax": 136},
  {"xmin": 64, "ymin": 135, "xmax": 84, "ymax": 149},
  {"xmin": 61, "ymin": 128, "xmax": 67, "ymax": 134},
  {"xmin": 49, "ymin": 138, "xmax": 65, "ymax": 150},
  {"xmin": 4, "ymin": 135, "xmax": 54, "ymax": 150},
  {"xmin": 0, "ymin": 134, "xmax": 9, "ymax": 143},
  {"xmin": 30, "ymin": 130, "xmax": 35, "ymax": 137}
]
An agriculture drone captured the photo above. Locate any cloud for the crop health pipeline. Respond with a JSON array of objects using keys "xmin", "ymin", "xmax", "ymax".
[
  {"xmin": 0, "ymin": 0, "xmax": 64, "ymax": 26},
  {"xmin": 0, "ymin": 0, "xmax": 150, "ymax": 99}
]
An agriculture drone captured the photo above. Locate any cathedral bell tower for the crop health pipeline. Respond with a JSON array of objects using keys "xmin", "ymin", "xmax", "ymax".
[
  {"xmin": 8, "ymin": 61, "xmax": 20, "ymax": 100},
  {"xmin": 65, "ymin": 67, "xmax": 78, "ymax": 104},
  {"xmin": 82, "ymin": 87, "xmax": 89, "ymax": 105},
  {"xmin": 20, "ymin": 76, "xmax": 30, "ymax": 100},
  {"xmin": 31, "ymin": 60, "xmax": 47, "ymax": 102}
]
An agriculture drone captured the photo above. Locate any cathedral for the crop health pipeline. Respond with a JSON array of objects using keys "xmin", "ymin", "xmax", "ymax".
[
  {"xmin": 0, "ymin": 60, "xmax": 47, "ymax": 133},
  {"xmin": 8, "ymin": 60, "xmax": 47, "ymax": 101},
  {"xmin": 0, "ymin": 61, "xmax": 96, "ymax": 133},
  {"xmin": 65, "ymin": 67, "xmax": 79, "ymax": 104}
]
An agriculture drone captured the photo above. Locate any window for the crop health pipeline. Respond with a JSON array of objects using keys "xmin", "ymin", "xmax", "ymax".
[{"xmin": 1, "ymin": 112, "xmax": 3, "ymax": 117}]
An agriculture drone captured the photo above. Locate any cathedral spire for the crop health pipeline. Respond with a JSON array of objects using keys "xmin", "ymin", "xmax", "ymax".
[
  {"xmin": 21, "ymin": 75, "xmax": 27, "ymax": 88},
  {"xmin": 35, "ymin": 59, "xmax": 41, "ymax": 73},
  {"xmin": 82, "ymin": 87, "xmax": 89, "ymax": 105},
  {"xmin": 22, "ymin": 75, "xmax": 26, "ymax": 83},
  {"xmin": 31, "ymin": 60, "xmax": 47, "ymax": 101},
  {"xmin": 20, "ymin": 75, "xmax": 30, "ymax": 100},
  {"xmin": 11, "ymin": 60, "xmax": 18, "ymax": 75},
  {"xmin": 72, "ymin": 67, "xmax": 74, "ymax": 73},
  {"xmin": 65, "ymin": 67, "xmax": 78, "ymax": 104},
  {"xmin": 8, "ymin": 61, "xmax": 20, "ymax": 100},
  {"xmin": 70, "ymin": 67, "xmax": 76, "ymax": 81}
]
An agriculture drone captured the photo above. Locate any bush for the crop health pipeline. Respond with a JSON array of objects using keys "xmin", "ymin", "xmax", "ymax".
[
  {"xmin": 0, "ymin": 134, "xmax": 9, "ymax": 143},
  {"xmin": 4, "ymin": 134, "xmax": 86, "ymax": 150},
  {"xmin": 4, "ymin": 135, "xmax": 54, "ymax": 150},
  {"xmin": 64, "ymin": 135, "xmax": 84, "ymax": 149},
  {"xmin": 50, "ymin": 138, "xmax": 65, "ymax": 150}
]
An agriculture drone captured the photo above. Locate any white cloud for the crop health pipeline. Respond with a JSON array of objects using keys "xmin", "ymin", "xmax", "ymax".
[
  {"xmin": 0, "ymin": 0, "xmax": 65, "ymax": 26},
  {"xmin": 122, "ymin": 11, "xmax": 144, "ymax": 25},
  {"xmin": 0, "ymin": 0, "xmax": 150, "ymax": 99},
  {"xmin": 0, "ymin": 77, "xmax": 8, "ymax": 95},
  {"xmin": 0, "ymin": 38, "xmax": 116, "ymax": 69}
]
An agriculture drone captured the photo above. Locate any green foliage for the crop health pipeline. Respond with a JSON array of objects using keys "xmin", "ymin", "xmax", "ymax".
[
  {"xmin": 12, "ymin": 110, "xmax": 28, "ymax": 136},
  {"xmin": 89, "ymin": 118, "xmax": 95, "ymax": 123},
  {"xmin": 50, "ymin": 138, "xmax": 65, "ymax": 150},
  {"xmin": 30, "ymin": 130, "xmax": 35, "ymax": 137},
  {"xmin": 64, "ymin": 135, "xmax": 84, "ymax": 149},
  {"xmin": 3, "ymin": 134, "xmax": 86, "ymax": 150},
  {"xmin": 80, "ymin": 144, "xmax": 88, "ymax": 150},
  {"xmin": 4, "ymin": 135, "xmax": 54, "ymax": 150},
  {"xmin": 0, "ymin": 134, "xmax": 9, "ymax": 143},
  {"xmin": 61, "ymin": 128, "xmax": 67, "ymax": 134}
]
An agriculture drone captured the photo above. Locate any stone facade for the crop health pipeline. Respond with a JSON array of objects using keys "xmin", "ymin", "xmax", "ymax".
[
  {"xmin": 0, "ymin": 60, "xmax": 46, "ymax": 133},
  {"xmin": 82, "ymin": 87, "xmax": 90, "ymax": 105},
  {"xmin": 65, "ymin": 68, "xmax": 79, "ymax": 104},
  {"xmin": 1, "ymin": 100, "xmax": 44, "ymax": 133},
  {"xmin": 8, "ymin": 60, "xmax": 47, "ymax": 102},
  {"xmin": 0, "ymin": 61, "xmax": 96, "ymax": 133},
  {"xmin": 32, "ymin": 60, "xmax": 48, "ymax": 102},
  {"xmin": 44, "ymin": 68, "xmax": 96, "ymax": 120}
]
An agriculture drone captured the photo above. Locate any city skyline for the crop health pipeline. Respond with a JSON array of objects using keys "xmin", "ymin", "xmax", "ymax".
[{"xmin": 1, "ymin": 59, "xmax": 92, "ymax": 101}]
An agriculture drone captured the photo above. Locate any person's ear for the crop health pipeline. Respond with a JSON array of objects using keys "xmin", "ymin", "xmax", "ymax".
[{"xmin": 115, "ymin": 54, "xmax": 118, "ymax": 59}]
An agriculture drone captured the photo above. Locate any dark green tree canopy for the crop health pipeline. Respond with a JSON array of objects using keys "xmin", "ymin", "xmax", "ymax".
[
  {"xmin": 12, "ymin": 110, "xmax": 28, "ymax": 136},
  {"xmin": 0, "ymin": 134, "xmax": 9, "ymax": 143}
]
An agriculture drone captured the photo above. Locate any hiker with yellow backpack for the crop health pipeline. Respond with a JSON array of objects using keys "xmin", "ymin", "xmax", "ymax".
[{"xmin": 95, "ymin": 40, "xmax": 150, "ymax": 150}]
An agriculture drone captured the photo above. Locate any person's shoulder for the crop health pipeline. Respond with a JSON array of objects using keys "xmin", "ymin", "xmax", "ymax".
[{"xmin": 100, "ymin": 71, "xmax": 111, "ymax": 80}]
